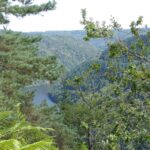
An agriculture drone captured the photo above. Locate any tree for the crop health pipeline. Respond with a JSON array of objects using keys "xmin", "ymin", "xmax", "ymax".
[
  {"xmin": 0, "ymin": 0, "xmax": 63, "ymax": 120},
  {"xmin": 59, "ymin": 12, "xmax": 150, "ymax": 149},
  {"xmin": 0, "ymin": 1, "xmax": 61, "ymax": 149},
  {"xmin": 36, "ymin": 101, "xmax": 86, "ymax": 150},
  {"xmin": 0, "ymin": 31, "xmax": 63, "ymax": 113}
]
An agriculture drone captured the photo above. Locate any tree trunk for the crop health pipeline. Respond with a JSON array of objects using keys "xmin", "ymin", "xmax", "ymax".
[{"xmin": 87, "ymin": 127, "xmax": 94, "ymax": 150}]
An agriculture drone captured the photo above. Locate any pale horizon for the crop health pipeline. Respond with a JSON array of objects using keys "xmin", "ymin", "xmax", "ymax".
[{"xmin": 1, "ymin": 0, "xmax": 150, "ymax": 32}]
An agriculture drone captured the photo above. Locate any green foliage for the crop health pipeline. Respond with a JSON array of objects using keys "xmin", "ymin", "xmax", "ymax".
[
  {"xmin": 108, "ymin": 42, "xmax": 128, "ymax": 58},
  {"xmin": 81, "ymin": 9, "xmax": 121, "ymax": 40},
  {"xmin": 0, "ymin": 0, "xmax": 56, "ymax": 24},
  {"xmin": 59, "ymin": 16, "xmax": 150, "ymax": 149},
  {"xmin": 130, "ymin": 16, "xmax": 143, "ymax": 37},
  {"xmin": 0, "ymin": 139, "xmax": 21, "ymax": 150},
  {"xmin": 36, "ymin": 102, "xmax": 82, "ymax": 150},
  {"xmin": 21, "ymin": 141, "xmax": 57, "ymax": 150},
  {"xmin": 0, "ymin": 30, "xmax": 63, "ymax": 115},
  {"xmin": 0, "ymin": 0, "xmax": 63, "ymax": 122},
  {"xmin": 0, "ymin": 110, "xmax": 58, "ymax": 150},
  {"xmin": 0, "ymin": 0, "xmax": 150, "ymax": 149},
  {"xmin": 0, "ymin": 0, "xmax": 60, "ymax": 149}
]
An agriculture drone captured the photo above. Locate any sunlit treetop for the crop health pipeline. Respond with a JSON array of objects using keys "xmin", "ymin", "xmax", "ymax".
[{"xmin": 81, "ymin": 9, "xmax": 121, "ymax": 41}]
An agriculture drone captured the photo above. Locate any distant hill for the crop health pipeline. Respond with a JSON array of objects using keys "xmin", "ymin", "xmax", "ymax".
[
  {"xmin": 27, "ymin": 32, "xmax": 101, "ymax": 104},
  {"xmin": 32, "ymin": 29, "xmax": 134, "ymax": 51},
  {"xmin": 29, "ymin": 29, "xmax": 149, "ymax": 105},
  {"xmin": 38, "ymin": 35, "xmax": 100, "ymax": 70},
  {"xmin": 28, "ymin": 30, "xmax": 129, "ymax": 105},
  {"xmin": 35, "ymin": 29, "xmax": 138, "ymax": 70}
]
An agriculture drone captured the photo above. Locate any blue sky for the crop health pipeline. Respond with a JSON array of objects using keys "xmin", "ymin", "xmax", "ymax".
[{"xmin": 1, "ymin": 0, "xmax": 150, "ymax": 32}]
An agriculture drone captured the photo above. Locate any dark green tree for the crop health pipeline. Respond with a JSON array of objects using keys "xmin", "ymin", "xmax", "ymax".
[
  {"xmin": 36, "ymin": 101, "xmax": 82, "ymax": 150},
  {"xmin": 59, "ymin": 13, "xmax": 150, "ymax": 150},
  {"xmin": 0, "ymin": 1, "xmax": 61, "ymax": 149},
  {"xmin": 0, "ymin": 0, "xmax": 63, "ymax": 119}
]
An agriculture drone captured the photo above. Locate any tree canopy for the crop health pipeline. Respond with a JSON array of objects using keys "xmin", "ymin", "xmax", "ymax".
[{"xmin": 0, "ymin": 1, "xmax": 150, "ymax": 150}]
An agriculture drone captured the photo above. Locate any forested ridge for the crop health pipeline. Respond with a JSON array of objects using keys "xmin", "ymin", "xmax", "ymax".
[{"xmin": 0, "ymin": 1, "xmax": 150, "ymax": 150}]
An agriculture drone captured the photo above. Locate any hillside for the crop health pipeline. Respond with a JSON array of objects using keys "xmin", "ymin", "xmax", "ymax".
[
  {"xmin": 38, "ymin": 35, "xmax": 100, "ymax": 70},
  {"xmin": 28, "ymin": 33, "xmax": 101, "ymax": 104},
  {"xmin": 30, "ymin": 30, "xmax": 149, "ymax": 105},
  {"xmin": 33, "ymin": 29, "xmax": 134, "ymax": 50},
  {"xmin": 30, "ymin": 30, "xmax": 132, "ymax": 105}
]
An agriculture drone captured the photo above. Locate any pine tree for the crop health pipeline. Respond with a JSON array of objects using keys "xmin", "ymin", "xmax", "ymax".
[
  {"xmin": 0, "ymin": 1, "xmax": 63, "ymax": 114},
  {"xmin": 0, "ymin": 0, "xmax": 56, "ymax": 24},
  {"xmin": 0, "ymin": 1, "xmax": 60, "ymax": 149}
]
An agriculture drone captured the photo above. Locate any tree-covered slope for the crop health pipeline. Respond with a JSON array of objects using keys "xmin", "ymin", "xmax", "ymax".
[
  {"xmin": 29, "ymin": 29, "xmax": 149, "ymax": 105},
  {"xmin": 33, "ymin": 29, "xmax": 135, "ymax": 50},
  {"xmin": 28, "ymin": 30, "xmax": 138, "ymax": 105},
  {"xmin": 38, "ymin": 35, "xmax": 100, "ymax": 70},
  {"xmin": 25, "ymin": 34, "xmax": 100, "ymax": 105}
]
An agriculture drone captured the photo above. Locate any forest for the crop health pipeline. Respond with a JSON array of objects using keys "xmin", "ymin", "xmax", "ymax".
[{"xmin": 0, "ymin": 0, "xmax": 150, "ymax": 150}]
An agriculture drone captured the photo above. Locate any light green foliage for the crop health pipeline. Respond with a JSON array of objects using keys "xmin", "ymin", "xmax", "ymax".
[
  {"xmin": 0, "ymin": 110, "xmax": 58, "ymax": 150},
  {"xmin": 81, "ymin": 9, "xmax": 121, "ymax": 41},
  {"xmin": 21, "ymin": 141, "xmax": 57, "ymax": 150},
  {"xmin": 0, "ymin": 139, "xmax": 21, "ymax": 150}
]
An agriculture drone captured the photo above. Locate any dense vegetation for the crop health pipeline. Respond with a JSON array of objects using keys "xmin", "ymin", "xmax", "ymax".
[
  {"xmin": 0, "ymin": 0, "xmax": 60, "ymax": 149},
  {"xmin": 0, "ymin": 1, "xmax": 150, "ymax": 150},
  {"xmin": 39, "ymin": 35, "xmax": 99, "ymax": 71}
]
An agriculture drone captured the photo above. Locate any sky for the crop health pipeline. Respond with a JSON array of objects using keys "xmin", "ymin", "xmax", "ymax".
[{"xmin": 1, "ymin": 0, "xmax": 150, "ymax": 32}]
